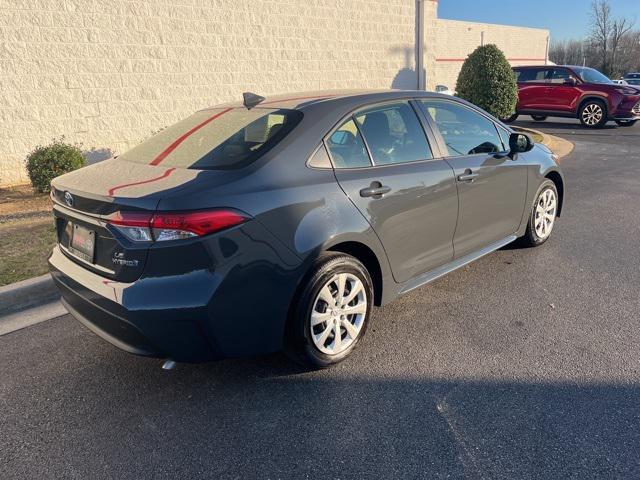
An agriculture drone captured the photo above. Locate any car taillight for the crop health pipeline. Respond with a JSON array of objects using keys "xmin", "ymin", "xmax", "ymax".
[{"xmin": 108, "ymin": 209, "xmax": 250, "ymax": 242}]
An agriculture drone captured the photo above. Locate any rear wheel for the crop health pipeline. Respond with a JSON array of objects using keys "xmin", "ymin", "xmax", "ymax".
[
  {"xmin": 615, "ymin": 120, "xmax": 637, "ymax": 127},
  {"xmin": 531, "ymin": 115, "xmax": 547, "ymax": 122},
  {"xmin": 519, "ymin": 179, "xmax": 558, "ymax": 247},
  {"xmin": 285, "ymin": 253, "xmax": 373, "ymax": 368},
  {"xmin": 501, "ymin": 113, "xmax": 519, "ymax": 123},
  {"xmin": 579, "ymin": 100, "xmax": 608, "ymax": 128}
]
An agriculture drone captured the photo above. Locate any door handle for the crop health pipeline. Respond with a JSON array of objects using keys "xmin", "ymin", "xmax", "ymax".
[
  {"xmin": 359, "ymin": 182, "xmax": 391, "ymax": 198},
  {"xmin": 457, "ymin": 170, "xmax": 479, "ymax": 182}
]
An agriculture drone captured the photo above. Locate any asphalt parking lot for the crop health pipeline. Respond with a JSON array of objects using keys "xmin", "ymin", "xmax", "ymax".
[{"xmin": 2, "ymin": 118, "xmax": 640, "ymax": 479}]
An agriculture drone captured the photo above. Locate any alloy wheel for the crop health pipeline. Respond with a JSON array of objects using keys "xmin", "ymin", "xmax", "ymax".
[
  {"xmin": 534, "ymin": 188, "xmax": 557, "ymax": 239},
  {"xmin": 310, "ymin": 273, "xmax": 367, "ymax": 355},
  {"xmin": 582, "ymin": 103, "xmax": 604, "ymax": 126}
]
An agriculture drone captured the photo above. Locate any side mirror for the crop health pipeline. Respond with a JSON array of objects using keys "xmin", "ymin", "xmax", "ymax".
[
  {"xmin": 509, "ymin": 132, "xmax": 534, "ymax": 153},
  {"xmin": 564, "ymin": 76, "xmax": 577, "ymax": 86}
]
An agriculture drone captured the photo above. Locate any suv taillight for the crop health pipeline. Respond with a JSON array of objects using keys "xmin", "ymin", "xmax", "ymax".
[{"xmin": 108, "ymin": 209, "xmax": 250, "ymax": 242}]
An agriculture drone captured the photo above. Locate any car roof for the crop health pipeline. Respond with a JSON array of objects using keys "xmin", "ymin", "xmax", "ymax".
[
  {"xmin": 513, "ymin": 65, "xmax": 589, "ymax": 70},
  {"xmin": 200, "ymin": 89, "xmax": 450, "ymax": 111}
]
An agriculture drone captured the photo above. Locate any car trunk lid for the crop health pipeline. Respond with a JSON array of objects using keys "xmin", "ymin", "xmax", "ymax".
[{"xmin": 51, "ymin": 159, "xmax": 202, "ymax": 282}]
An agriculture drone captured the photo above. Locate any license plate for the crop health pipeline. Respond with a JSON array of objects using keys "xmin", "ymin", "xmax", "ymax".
[{"xmin": 68, "ymin": 223, "xmax": 95, "ymax": 263}]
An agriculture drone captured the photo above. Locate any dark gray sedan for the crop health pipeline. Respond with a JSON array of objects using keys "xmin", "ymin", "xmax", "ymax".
[{"xmin": 49, "ymin": 90, "xmax": 564, "ymax": 367}]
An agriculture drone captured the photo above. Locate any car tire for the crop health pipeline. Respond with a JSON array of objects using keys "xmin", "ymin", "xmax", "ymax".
[
  {"xmin": 501, "ymin": 113, "xmax": 519, "ymax": 123},
  {"xmin": 531, "ymin": 115, "xmax": 547, "ymax": 121},
  {"xmin": 615, "ymin": 120, "xmax": 637, "ymax": 127},
  {"xmin": 285, "ymin": 252, "xmax": 374, "ymax": 368},
  {"xmin": 579, "ymin": 99, "xmax": 608, "ymax": 128},
  {"xmin": 519, "ymin": 179, "xmax": 559, "ymax": 247}
]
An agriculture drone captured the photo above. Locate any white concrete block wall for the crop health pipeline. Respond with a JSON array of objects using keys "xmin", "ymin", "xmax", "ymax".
[
  {"xmin": 0, "ymin": 1, "xmax": 548, "ymax": 187},
  {"xmin": 434, "ymin": 19, "xmax": 549, "ymax": 91},
  {"xmin": 0, "ymin": 0, "xmax": 434, "ymax": 187}
]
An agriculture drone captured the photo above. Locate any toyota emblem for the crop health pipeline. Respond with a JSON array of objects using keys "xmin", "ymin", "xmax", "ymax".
[{"xmin": 64, "ymin": 191, "xmax": 74, "ymax": 207}]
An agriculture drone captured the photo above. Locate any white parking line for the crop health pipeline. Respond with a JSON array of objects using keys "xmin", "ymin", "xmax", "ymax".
[{"xmin": 0, "ymin": 301, "xmax": 67, "ymax": 336}]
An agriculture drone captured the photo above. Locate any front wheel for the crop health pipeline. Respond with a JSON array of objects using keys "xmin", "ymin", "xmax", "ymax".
[
  {"xmin": 579, "ymin": 100, "xmax": 608, "ymax": 128},
  {"xmin": 531, "ymin": 115, "xmax": 547, "ymax": 122},
  {"xmin": 285, "ymin": 253, "xmax": 373, "ymax": 368},
  {"xmin": 519, "ymin": 180, "xmax": 559, "ymax": 247},
  {"xmin": 615, "ymin": 120, "xmax": 637, "ymax": 127}
]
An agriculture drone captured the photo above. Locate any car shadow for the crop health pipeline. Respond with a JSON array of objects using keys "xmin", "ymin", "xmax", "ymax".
[
  {"xmin": 4, "ymin": 339, "xmax": 639, "ymax": 479},
  {"xmin": 512, "ymin": 119, "xmax": 618, "ymax": 131}
]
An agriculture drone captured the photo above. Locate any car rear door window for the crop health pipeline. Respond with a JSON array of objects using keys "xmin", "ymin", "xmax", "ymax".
[
  {"xmin": 354, "ymin": 102, "xmax": 433, "ymax": 165},
  {"xmin": 516, "ymin": 68, "xmax": 550, "ymax": 83},
  {"xmin": 420, "ymin": 100, "xmax": 504, "ymax": 156},
  {"xmin": 325, "ymin": 118, "xmax": 372, "ymax": 168}
]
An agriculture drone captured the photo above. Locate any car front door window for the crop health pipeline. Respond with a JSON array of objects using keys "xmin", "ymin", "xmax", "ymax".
[
  {"xmin": 550, "ymin": 68, "xmax": 573, "ymax": 83},
  {"xmin": 421, "ymin": 101, "xmax": 504, "ymax": 157}
]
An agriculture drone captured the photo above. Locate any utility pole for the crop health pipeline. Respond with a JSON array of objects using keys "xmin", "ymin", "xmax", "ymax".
[{"xmin": 416, "ymin": 0, "xmax": 425, "ymax": 90}]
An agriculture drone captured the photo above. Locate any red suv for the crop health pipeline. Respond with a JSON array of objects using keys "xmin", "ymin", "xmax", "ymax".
[{"xmin": 504, "ymin": 65, "xmax": 640, "ymax": 128}]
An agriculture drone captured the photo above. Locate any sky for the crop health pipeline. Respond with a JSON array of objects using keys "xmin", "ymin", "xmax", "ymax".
[{"xmin": 438, "ymin": 0, "xmax": 640, "ymax": 41}]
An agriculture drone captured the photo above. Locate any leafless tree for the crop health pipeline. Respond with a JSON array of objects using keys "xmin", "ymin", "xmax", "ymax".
[
  {"xmin": 550, "ymin": 39, "xmax": 587, "ymax": 66},
  {"xmin": 616, "ymin": 31, "xmax": 640, "ymax": 75},
  {"xmin": 610, "ymin": 19, "xmax": 635, "ymax": 76},
  {"xmin": 589, "ymin": 0, "xmax": 635, "ymax": 76}
]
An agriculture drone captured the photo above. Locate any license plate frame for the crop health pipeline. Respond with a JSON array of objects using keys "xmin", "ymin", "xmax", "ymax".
[{"xmin": 68, "ymin": 223, "xmax": 96, "ymax": 263}]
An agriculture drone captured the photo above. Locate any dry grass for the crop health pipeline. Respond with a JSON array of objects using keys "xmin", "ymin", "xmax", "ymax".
[
  {"xmin": 0, "ymin": 185, "xmax": 56, "ymax": 286},
  {"xmin": 0, "ymin": 184, "xmax": 51, "ymax": 218},
  {"xmin": 0, "ymin": 218, "xmax": 57, "ymax": 286}
]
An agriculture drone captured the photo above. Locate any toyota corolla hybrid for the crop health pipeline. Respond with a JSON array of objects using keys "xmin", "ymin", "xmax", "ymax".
[{"xmin": 49, "ymin": 90, "xmax": 564, "ymax": 367}]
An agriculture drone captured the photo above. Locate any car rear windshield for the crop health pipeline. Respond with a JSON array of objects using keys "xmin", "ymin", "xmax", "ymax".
[{"xmin": 118, "ymin": 108, "xmax": 302, "ymax": 170}]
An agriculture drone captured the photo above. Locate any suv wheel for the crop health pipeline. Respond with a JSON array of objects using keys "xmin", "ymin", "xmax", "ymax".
[
  {"xmin": 501, "ymin": 113, "xmax": 519, "ymax": 123},
  {"xmin": 285, "ymin": 253, "xmax": 373, "ymax": 368},
  {"xmin": 615, "ymin": 120, "xmax": 637, "ymax": 127},
  {"xmin": 579, "ymin": 100, "xmax": 607, "ymax": 128},
  {"xmin": 519, "ymin": 180, "xmax": 558, "ymax": 247},
  {"xmin": 531, "ymin": 115, "xmax": 547, "ymax": 121}
]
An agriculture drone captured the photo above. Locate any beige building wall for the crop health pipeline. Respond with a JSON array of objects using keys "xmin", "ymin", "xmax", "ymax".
[
  {"xmin": 0, "ymin": 1, "xmax": 551, "ymax": 187},
  {"xmin": 434, "ymin": 19, "xmax": 549, "ymax": 91},
  {"xmin": 0, "ymin": 0, "xmax": 439, "ymax": 187}
]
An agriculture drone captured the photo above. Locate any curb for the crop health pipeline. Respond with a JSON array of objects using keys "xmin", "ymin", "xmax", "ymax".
[
  {"xmin": 0, "ymin": 273, "xmax": 59, "ymax": 317},
  {"xmin": 514, "ymin": 127, "xmax": 575, "ymax": 160}
]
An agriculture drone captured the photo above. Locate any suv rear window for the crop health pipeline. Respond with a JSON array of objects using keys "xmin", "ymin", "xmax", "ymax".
[
  {"xmin": 118, "ymin": 108, "xmax": 302, "ymax": 170},
  {"xmin": 514, "ymin": 68, "xmax": 549, "ymax": 83}
]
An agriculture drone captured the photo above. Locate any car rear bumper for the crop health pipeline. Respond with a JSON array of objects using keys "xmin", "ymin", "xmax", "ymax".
[
  {"xmin": 49, "ymin": 219, "xmax": 305, "ymax": 363},
  {"xmin": 50, "ymin": 246, "xmax": 221, "ymax": 362}
]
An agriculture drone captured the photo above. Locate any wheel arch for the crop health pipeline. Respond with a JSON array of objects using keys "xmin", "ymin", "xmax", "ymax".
[
  {"xmin": 545, "ymin": 170, "xmax": 564, "ymax": 217},
  {"xmin": 327, "ymin": 241, "xmax": 384, "ymax": 306},
  {"xmin": 577, "ymin": 95, "xmax": 608, "ymax": 117}
]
